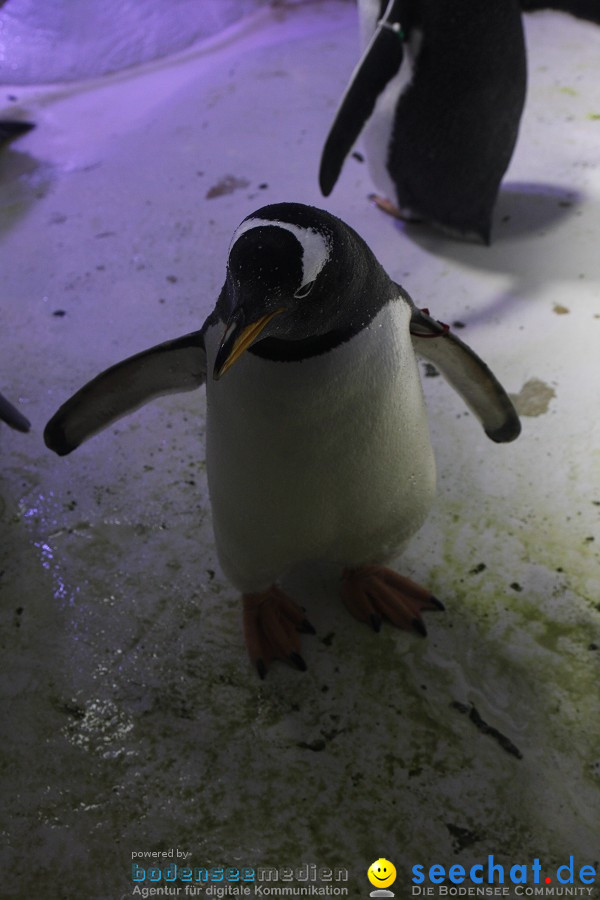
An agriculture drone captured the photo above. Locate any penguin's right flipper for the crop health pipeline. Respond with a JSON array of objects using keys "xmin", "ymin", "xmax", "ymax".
[
  {"xmin": 44, "ymin": 331, "xmax": 206, "ymax": 456},
  {"xmin": 319, "ymin": 0, "xmax": 406, "ymax": 196},
  {"xmin": 409, "ymin": 307, "xmax": 521, "ymax": 444},
  {"xmin": 0, "ymin": 120, "xmax": 35, "ymax": 147},
  {"xmin": 0, "ymin": 392, "xmax": 31, "ymax": 432}
]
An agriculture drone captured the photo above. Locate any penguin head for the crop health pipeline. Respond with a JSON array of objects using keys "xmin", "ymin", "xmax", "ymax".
[{"xmin": 214, "ymin": 204, "xmax": 351, "ymax": 379}]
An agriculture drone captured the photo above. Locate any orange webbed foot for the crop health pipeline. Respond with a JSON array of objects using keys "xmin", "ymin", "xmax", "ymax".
[
  {"xmin": 368, "ymin": 193, "xmax": 423, "ymax": 222},
  {"xmin": 243, "ymin": 586, "xmax": 316, "ymax": 679},
  {"xmin": 341, "ymin": 565, "xmax": 444, "ymax": 636}
]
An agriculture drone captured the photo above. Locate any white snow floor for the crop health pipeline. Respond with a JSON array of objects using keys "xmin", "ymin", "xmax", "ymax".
[{"xmin": 1, "ymin": 3, "xmax": 599, "ymax": 897}]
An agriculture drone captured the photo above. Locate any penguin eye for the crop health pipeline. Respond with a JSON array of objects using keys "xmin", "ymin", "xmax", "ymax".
[{"xmin": 294, "ymin": 280, "xmax": 315, "ymax": 299}]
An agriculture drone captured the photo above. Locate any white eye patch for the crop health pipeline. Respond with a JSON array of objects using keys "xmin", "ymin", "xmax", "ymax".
[{"xmin": 230, "ymin": 217, "xmax": 331, "ymax": 289}]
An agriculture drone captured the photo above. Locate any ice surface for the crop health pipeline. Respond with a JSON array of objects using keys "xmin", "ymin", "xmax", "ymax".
[{"xmin": 0, "ymin": 0, "xmax": 267, "ymax": 83}]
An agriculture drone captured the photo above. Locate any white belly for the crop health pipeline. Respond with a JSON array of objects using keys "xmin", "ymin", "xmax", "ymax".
[{"xmin": 205, "ymin": 302, "xmax": 436, "ymax": 592}]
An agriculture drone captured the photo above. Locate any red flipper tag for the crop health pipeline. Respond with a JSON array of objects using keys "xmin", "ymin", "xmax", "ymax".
[{"xmin": 411, "ymin": 308, "xmax": 450, "ymax": 339}]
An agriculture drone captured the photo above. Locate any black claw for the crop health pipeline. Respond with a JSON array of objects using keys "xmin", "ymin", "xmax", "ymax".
[
  {"xmin": 370, "ymin": 613, "xmax": 382, "ymax": 633},
  {"xmin": 289, "ymin": 652, "xmax": 307, "ymax": 672},
  {"xmin": 299, "ymin": 618, "xmax": 317, "ymax": 635},
  {"xmin": 412, "ymin": 618, "xmax": 427, "ymax": 637},
  {"xmin": 256, "ymin": 659, "xmax": 267, "ymax": 680},
  {"xmin": 430, "ymin": 595, "xmax": 445, "ymax": 611}
]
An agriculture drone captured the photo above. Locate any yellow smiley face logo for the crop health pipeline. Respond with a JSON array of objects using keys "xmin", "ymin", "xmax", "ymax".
[{"xmin": 368, "ymin": 858, "xmax": 397, "ymax": 889}]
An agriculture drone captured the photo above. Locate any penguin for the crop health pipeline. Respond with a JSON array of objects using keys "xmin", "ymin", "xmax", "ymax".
[
  {"xmin": 319, "ymin": 0, "xmax": 527, "ymax": 243},
  {"xmin": 0, "ymin": 391, "xmax": 30, "ymax": 432},
  {"xmin": 44, "ymin": 203, "xmax": 520, "ymax": 677}
]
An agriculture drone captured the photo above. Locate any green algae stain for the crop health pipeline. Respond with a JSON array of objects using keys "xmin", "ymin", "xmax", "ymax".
[{"xmin": 509, "ymin": 378, "xmax": 556, "ymax": 417}]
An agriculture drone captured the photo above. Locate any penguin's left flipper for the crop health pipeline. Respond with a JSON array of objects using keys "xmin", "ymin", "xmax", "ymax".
[
  {"xmin": 243, "ymin": 587, "xmax": 316, "ymax": 678},
  {"xmin": 0, "ymin": 391, "xmax": 31, "ymax": 432},
  {"xmin": 319, "ymin": 0, "xmax": 406, "ymax": 196},
  {"xmin": 409, "ymin": 306, "xmax": 521, "ymax": 443},
  {"xmin": 44, "ymin": 331, "xmax": 206, "ymax": 456}
]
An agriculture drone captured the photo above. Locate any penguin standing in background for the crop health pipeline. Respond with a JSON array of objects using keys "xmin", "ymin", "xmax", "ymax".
[
  {"xmin": 320, "ymin": 0, "xmax": 527, "ymax": 243},
  {"xmin": 44, "ymin": 204, "xmax": 520, "ymax": 677}
]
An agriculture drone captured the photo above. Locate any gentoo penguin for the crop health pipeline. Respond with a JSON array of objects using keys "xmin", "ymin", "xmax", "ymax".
[
  {"xmin": 319, "ymin": 0, "xmax": 527, "ymax": 243},
  {"xmin": 44, "ymin": 203, "xmax": 520, "ymax": 676},
  {"xmin": 0, "ymin": 392, "xmax": 30, "ymax": 432}
]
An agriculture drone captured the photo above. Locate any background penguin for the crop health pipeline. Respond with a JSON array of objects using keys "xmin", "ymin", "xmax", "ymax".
[
  {"xmin": 44, "ymin": 203, "xmax": 520, "ymax": 677},
  {"xmin": 320, "ymin": 0, "xmax": 527, "ymax": 243}
]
